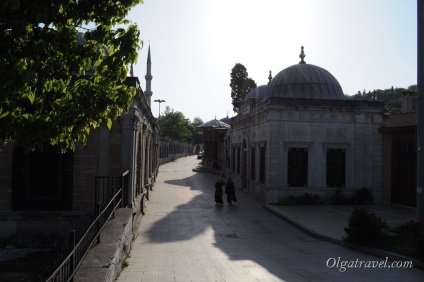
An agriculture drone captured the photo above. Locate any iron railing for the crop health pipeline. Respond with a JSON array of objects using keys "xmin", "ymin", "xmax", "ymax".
[
  {"xmin": 44, "ymin": 169, "xmax": 129, "ymax": 282},
  {"xmin": 95, "ymin": 169, "xmax": 129, "ymax": 212}
]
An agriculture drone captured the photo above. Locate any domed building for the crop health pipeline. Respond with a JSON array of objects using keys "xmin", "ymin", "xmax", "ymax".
[{"xmin": 227, "ymin": 47, "xmax": 385, "ymax": 204}]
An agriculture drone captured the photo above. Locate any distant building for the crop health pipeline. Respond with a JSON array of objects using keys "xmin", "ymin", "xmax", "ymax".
[{"xmin": 197, "ymin": 118, "xmax": 231, "ymax": 172}]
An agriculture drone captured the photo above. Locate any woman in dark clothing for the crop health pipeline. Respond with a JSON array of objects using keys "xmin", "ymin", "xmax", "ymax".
[
  {"xmin": 215, "ymin": 177, "xmax": 225, "ymax": 205},
  {"xmin": 225, "ymin": 177, "xmax": 236, "ymax": 205}
]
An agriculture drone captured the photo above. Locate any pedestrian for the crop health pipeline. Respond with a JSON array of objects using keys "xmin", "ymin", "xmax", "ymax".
[
  {"xmin": 214, "ymin": 177, "xmax": 225, "ymax": 205},
  {"xmin": 225, "ymin": 177, "xmax": 237, "ymax": 205}
]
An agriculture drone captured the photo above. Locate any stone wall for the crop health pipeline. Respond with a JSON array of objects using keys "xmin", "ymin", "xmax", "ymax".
[
  {"xmin": 230, "ymin": 100, "xmax": 385, "ymax": 205},
  {"xmin": 72, "ymin": 130, "xmax": 100, "ymax": 212}
]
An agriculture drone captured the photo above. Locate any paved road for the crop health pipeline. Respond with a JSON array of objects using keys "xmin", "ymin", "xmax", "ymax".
[{"xmin": 117, "ymin": 156, "xmax": 424, "ymax": 282}]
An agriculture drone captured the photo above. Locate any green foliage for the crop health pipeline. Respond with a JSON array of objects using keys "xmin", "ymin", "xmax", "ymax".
[
  {"xmin": 190, "ymin": 117, "xmax": 204, "ymax": 144},
  {"xmin": 392, "ymin": 221, "xmax": 424, "ymax": 256},
  {"xmin": 346, "ymin": 85, "xmax": 417, "ymax": 114},
  {"xmin": 122, "ymin": 242, "xmax": 128, "ymax": 254},
  {"xmin": 331, "ymin": 187, "xmax": 373, "ymax": 205},
  {"xmin": 331, "ymin": 188, "xmax": 345, "ymax": 204},
  {"xmin": 360, "ymin": 220, "xmax": 424, "ymax": 261},
  {"xmin": 355, "ymin": 186, "xmax": 373, "ymax": 204},
  {"xmin": 191, "ymin": 117, "xmax": 204, "ymax": 127},
  {"xmin": 344, "ymin": 208, "xmax": 389, "ymax": 245},
  {"xmin": 0, "ymin": 0, "xmax": 143, "ymax": 151},
  {"xmin": 243, "ymin": 77, "xmax": 257, "ymax": 98},
  {"xmin": 158, "ymin": 106, "xmax": 192, "ymax": 141},
  {"xmin": 230, "ymin": 63, "xmax": 256, "ymax": 113},
  {"xmin": 288, "ymin": 193, "xmax": 321, "ymax": 205}
]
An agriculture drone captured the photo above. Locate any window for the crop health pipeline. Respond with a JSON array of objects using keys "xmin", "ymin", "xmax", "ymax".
[
  {"xmin": 251, "ymin": 146, "xmax": 256, "ymax": 180},
  {"xmin": 326, "ymin": 149, "xmax": 346, "ymax": 187},
  {"xmin": 236, "ymin": 146, "xmax": 240, "ymax": 174},
  {"xmin": 13, "ymin": 144, "xmax": 73, "ymax": 211},
  {"xmin": 288, "ymin": 148, "xmax": 308, "ymax": 187},
  {"xmin": 259, "ymin": 146, "xmax": 266, "ymax": 183}
]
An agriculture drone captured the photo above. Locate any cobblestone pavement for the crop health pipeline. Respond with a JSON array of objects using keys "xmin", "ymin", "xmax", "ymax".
[{"xmin": 117, "ymin": 156, "xmax": 424, "ymax": 282}]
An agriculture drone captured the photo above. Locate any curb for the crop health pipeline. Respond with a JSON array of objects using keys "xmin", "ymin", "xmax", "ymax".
[{"xmin": 264, "ymin": 205, "xmax": 424, "ymax": 271}]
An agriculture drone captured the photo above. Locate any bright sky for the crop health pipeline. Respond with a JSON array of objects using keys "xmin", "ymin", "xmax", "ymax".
[{"xmin": 128, "ymin": 0, "xmax": 417, "ymax": 123}]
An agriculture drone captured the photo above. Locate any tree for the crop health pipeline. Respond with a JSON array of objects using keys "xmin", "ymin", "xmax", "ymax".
[
  {"xmin": 229, "ymin": 63, "xmax": 257, "ymax": 113},
  {"xmin": 243, "ymin": 77, "xmax": 257, "ymax": 99},
  {"xmin": 0, "ymin": 0, "xmax": 143, "ymax": 151},
  {"xmin": 191, "ymin": 117, "xmax": 204, "ymax": 127},
  {"xmin": 346, "ymin": 85, "xmax": 417, "ymax": 114},
  {"xmin": 190, "ymin": 117, "xmax": 204, "ymax": 144},
  {"xmin": 158, "ymin": 106, "xmax": 192, "ymax": 141}
]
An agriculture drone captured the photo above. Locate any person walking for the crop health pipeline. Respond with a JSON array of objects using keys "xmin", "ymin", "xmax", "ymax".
[
  {"xmin": 214, "ymin": 177, "xmax": 225, "ymax": 205},
  {"xmin": 225, "ymin": 177, "xmax": 237, "ymax": 205}
]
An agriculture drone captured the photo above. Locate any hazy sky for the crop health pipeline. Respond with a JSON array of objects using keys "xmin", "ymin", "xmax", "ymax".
[{"xmin": 127, "ymin": 0, "xmax": 417, "ymax": 122}]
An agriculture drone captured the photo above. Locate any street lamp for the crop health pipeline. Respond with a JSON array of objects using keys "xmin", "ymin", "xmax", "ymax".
[{"xmin": 154, "ymin": 99, "xmax": 166, "ymax": 118}]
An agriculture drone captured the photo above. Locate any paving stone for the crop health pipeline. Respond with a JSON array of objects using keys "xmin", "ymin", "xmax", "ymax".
[{"xmin": 116, "ymin": 156, "xmax": 424, "ymax": 282}]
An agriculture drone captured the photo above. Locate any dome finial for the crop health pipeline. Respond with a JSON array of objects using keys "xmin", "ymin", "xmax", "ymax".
[
  {"xmin": 268, "ymin": 70, "xmax": 272, "ymax": 84},
  {"xmin": 299, "ymin": 46, "xmax": 306, "ymax": 64}
]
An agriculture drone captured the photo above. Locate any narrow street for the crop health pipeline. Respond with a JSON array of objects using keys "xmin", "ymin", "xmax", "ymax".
[{"xmin": 117, "ymin": 156, "xmax": 424, "ymax": 282}]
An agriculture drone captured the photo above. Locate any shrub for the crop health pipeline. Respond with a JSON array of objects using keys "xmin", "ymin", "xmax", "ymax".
[
  {"xmin": 288, "ymin": 193, "xmax": 321, "ymax": 205},
  {"xmin": 393, "ymin": 221, "xmax": 424, "ymax": 255},
  {"xmin": 331, "ymin": 188, "xmax": 344, "ymax": 204},
  {"xmin": 355, "ymin": 186, "xmax": 373, "ymax": 204},
  {"xmin": 344, "ymin": 208, "xmax": 389, "ymax": 245}
]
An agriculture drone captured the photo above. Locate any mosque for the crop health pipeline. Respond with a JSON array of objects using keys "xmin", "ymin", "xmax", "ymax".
[{"xmin": 226, "ymin": 47, "xmax": 385, "ymax": 204}]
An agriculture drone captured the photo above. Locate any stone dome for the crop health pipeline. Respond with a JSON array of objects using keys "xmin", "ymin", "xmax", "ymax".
[
  {"xmin": 265, "ymin": 47, "xmax": 345, "ymax": 100},
  {"xmin": 220, "ymin": 116, "xmax": 232, "ymax": 125},
  {"xmin": 243, "ymin": 85, "xmax": 268, "ymax": 103}
]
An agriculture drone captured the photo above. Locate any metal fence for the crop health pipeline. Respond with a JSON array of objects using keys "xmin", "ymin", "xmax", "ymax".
[
  {"xmin": 95, "ymin": 171, "xmax": 127, "ymax": 212},
  {"xmin": 44, "ymin": 169, "xmax": 129, "ymax": 282}
]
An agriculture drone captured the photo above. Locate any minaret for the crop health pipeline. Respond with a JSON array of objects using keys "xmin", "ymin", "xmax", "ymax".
[{"xmin": 145, "ymin": 45, "xmax": 153, "ymax": 106}]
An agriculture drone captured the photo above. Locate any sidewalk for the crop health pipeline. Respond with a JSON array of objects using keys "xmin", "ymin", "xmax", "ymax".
[
  {"xmin": 265, "ymin": 204, "xmax": 417, "ymax": 242},
  {"xmin": 1, "ymin": 156, "xmax": 423, "ymax": 281},
  {"xmin": 116, "ymin": 156, "xmax": 424, "ymax": 281},
  {"xmin": 265, "ymin": 203, "xmax": 424, "ymax": 269}
]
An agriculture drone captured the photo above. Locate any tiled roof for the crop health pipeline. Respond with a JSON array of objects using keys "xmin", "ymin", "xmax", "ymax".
[
  {"xmin": 197, "ymin": 119, "xmax": 230, "ymax": 129},
  {"xmin": 265, "ymin": 63, "xmax": 345, "ymax": 101},
  {"xmin": 243, "ymin": 85, "xmax": 268, "ymax": 103},
  {"xmin": 382, "ymin": 112, "xmax": 416, "ymax": 127}
]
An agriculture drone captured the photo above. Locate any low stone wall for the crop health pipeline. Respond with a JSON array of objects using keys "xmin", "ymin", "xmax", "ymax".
[{"xmin": 74, "ymin": 208, "xmax": 134, "ymax": 282}]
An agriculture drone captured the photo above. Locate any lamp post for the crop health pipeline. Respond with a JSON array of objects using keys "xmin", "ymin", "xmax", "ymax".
[{"xmin": 154, "ymin": 99, "xmax": 165, "ymax": 118}]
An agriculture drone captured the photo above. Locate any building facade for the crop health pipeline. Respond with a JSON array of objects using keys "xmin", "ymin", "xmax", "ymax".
[
  {"xmin": 380, "ymin": 91, "xmax": 417, "ymax": 206},
  {"xmin": 228, "ymin": 47, "xmax": 385, "ymax": 204},
  {"xmin": 0, "ymin": 46, "xmax": 161, "ymax": 246}
]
